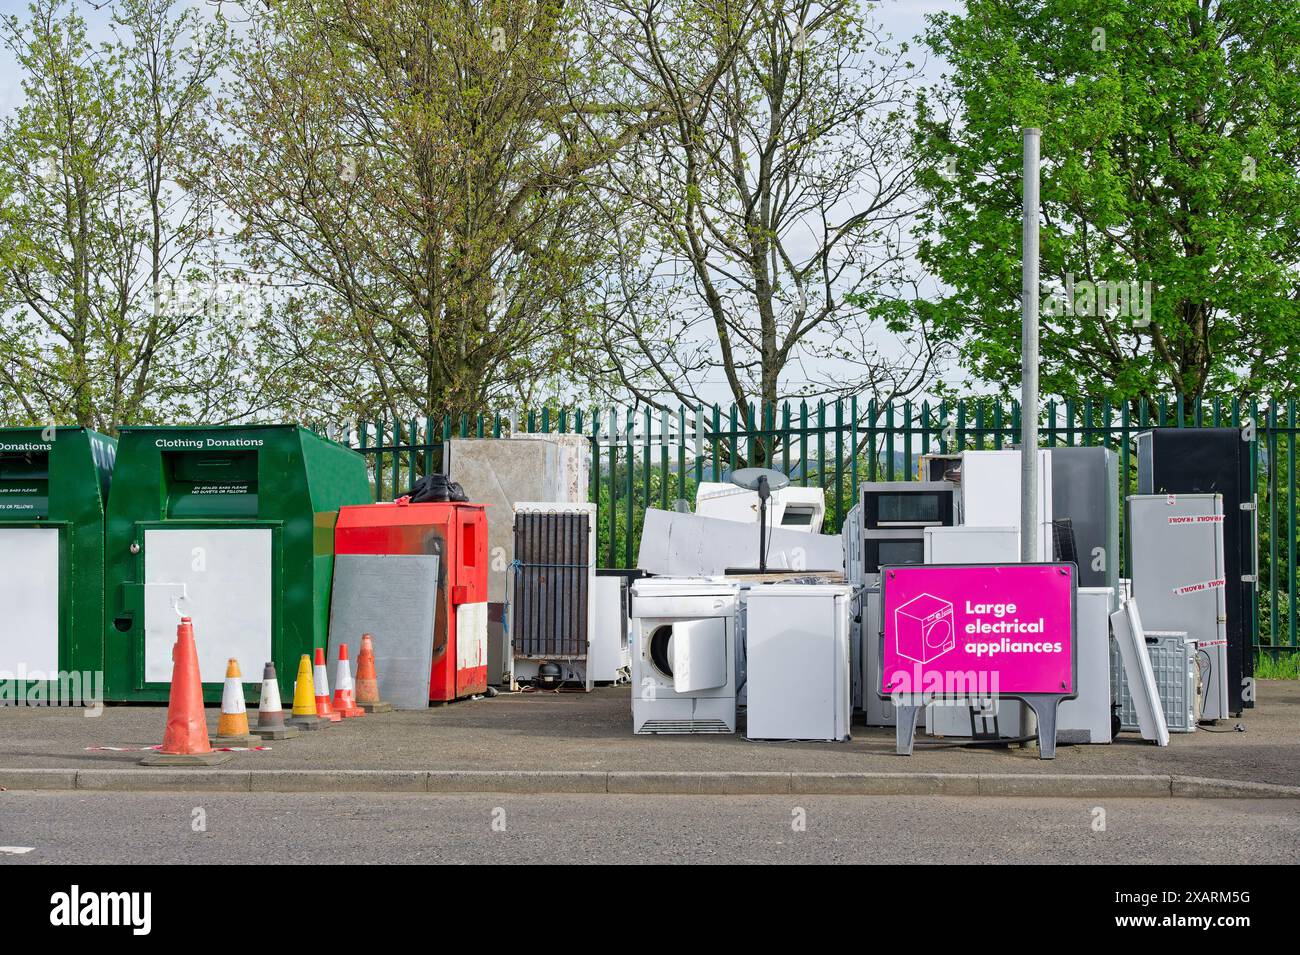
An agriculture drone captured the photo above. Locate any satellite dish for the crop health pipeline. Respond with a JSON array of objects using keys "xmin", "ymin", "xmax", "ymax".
[
  {"xmin": 730, "ymin": 467, "xmax": 790, "ymax": 492},
  {"xmin": 727, "ymin": 467, "xmax": 790, "ymax": 573}
]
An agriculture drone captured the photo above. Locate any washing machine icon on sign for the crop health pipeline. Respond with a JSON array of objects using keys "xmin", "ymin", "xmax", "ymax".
[{"xmin": 895, "ymin": 593, "xmax": 956, "ymax": 665}]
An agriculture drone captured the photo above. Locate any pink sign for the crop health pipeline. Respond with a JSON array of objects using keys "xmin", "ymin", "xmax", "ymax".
[{"xmin": 880, "ymin": 563, "xmax": 1075, "ymax": 698}]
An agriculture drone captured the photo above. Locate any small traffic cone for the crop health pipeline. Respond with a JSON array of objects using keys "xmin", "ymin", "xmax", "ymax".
[
  {"xmin": 212, "ymin": 658, "xmax": 259, "ymax": 747},
  {"xmin": 355, "ymin": 633, "xmax": 392, "ymax": 713},
  {"xmin": 141, "ymin": 617, "xmax": 230, "ymax": 766},
  {"xmin": 252, "ymin": 661, "xmax": 298, "ymax": 740},
  {"xmin": 313, "ymin": 648, "xmax": 342, "ymax": 722},
  {"xmin": 331, "ymin": 644, "xmax": 365, "ymax": 718},
  {"xmin": 290, "ymin": 654, "xmax": 327, "ymax": 730}
]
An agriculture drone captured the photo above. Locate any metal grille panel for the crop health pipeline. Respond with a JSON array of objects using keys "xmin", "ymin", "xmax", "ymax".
[
  {"xmin": 512, "ymin": 510, "xmax": 590, "ymax": 659},
  {"xmin": 1111, "ymin": 635, "xmax": 1199, "ymax": 733}
]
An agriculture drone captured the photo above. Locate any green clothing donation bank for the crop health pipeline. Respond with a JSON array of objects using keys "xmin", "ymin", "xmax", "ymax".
[
  {"xmin": 104, "ymin": 425, "xmax": 370, "ymax": 702},
  {"xmin": 0, "ymin": 427, "xmax": 116, "ymax": 693}
]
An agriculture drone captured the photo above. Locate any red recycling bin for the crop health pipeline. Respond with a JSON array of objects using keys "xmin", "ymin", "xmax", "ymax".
[{"xmin": 334, "ymin": 500, "xmax": 489, "ymax": 701}]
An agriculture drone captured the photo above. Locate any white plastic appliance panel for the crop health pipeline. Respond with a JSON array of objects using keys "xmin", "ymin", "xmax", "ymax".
[
  {"xmin": 745, "ymin": 587, "xmax": 851, "ymax": 740},
  {"xmin": 960, "ymin": 450, "xmax": 1053, "ymax": 559},
  {"xmin": 1111, "ymin": 598, "xmax": 1170, "ymax": 746},
  {"xmin": 1056, "ymin": 587, "xmax": 1114, "ymax": 743},
  {"xmin": 671, "ymin": 618, "xmax": 729, "ymax": 692}
]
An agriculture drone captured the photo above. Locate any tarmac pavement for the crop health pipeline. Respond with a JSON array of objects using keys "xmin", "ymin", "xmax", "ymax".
[{"xmin": 0, "ymin": 681, "xmax": 1296, "ymax": 795}]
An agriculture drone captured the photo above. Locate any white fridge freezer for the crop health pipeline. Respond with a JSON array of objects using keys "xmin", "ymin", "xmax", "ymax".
[
  {"xmin": 960, "ymin": 449, "xmax": 1054, "ymax": 559},
  {"xmin": 1056, "ymin": 586, "xmax": 1115, "ymax": 743},
  {"xmin": 744, "ymin": 584, "xmax": 853, "ymax": 741}
]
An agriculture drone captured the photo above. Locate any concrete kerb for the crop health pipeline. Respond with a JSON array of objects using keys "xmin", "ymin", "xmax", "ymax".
[
  {"xmin": 607, "ymin": 771, "xmax": 793, "ymax": 795},
  {"xmin": 1, "ymin": 768, "xmax": 1299, "ymax": 798}
]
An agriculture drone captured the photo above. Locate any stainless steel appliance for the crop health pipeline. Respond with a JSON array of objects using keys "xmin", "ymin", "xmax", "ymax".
[
  {"xmin": 861, "ymin": 481, "xmax": 956, "ymax": 574},
  {"xmin": 1048, "ymin": 446, "xmax": 1120, "ymax": 596},
  {"xmin": 1126, "ymin": 492, "xmax": 1231, "ymax": 720},
  {"xmin": 1136, "ymin": 428, "xmax": 1256, "ymax": 713}
]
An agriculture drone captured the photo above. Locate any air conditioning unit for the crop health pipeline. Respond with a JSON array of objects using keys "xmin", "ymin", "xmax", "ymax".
[{"xmin": 694, "ymin": 481, "xmax": 826, "ymax": 534}]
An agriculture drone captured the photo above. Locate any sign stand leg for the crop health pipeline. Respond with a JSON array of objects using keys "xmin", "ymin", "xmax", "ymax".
[
  {"xmin": 1020, "ymin": 694, "xmax": 1059, "ymax": 760},
  {"xmin": 895, "ymin": 704, "xmax": 921, "ymax": 755}
]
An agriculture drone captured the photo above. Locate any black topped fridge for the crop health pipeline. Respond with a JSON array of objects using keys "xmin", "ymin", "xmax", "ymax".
[{"xmin": 1136, "ymin": 427, "xmax": 1257, "ymax": 714}]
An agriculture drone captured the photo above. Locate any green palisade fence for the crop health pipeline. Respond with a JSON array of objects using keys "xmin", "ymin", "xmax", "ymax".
[{"xmin": 320, "ymin": 395, "xmax": 1299, "ymax": 659}]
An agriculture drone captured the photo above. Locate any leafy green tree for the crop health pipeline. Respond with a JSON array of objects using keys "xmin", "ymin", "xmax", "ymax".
[
  {"xmin": 210, "ymin": 0, "xmax": 689, "ymax": 423},
  {"xmin": 0, "ymin": 0, "xmax": 244, "ymax": 431},
  {"xmin": 915, "ymin": 0, "xmax": 1300, "ymax": 401}
]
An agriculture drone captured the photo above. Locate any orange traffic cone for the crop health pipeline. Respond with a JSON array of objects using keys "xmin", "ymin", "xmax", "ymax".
[
  {"xmin": 141, "ymin": 617, "xmax": 230, "ymax": 766},
  {"xmin": 252, "ymin": 661, "xmax": 298, "ymax": 739},
  {"xmin": 290, "ymin": 654, "xmax": 327, "ymax": 729},
  {"xmin": 355, "ymin": 633, "xmax": 392, "ymax": 713},
  {"xmin": 213, "ymin": 658, "xmax": 259, "ymax": 747},
  {"xmin": 331, "ymin": 644, "xmax": 365, "ymax": 718},
  {"xmin": 313, "ymin": 648, "xmax": 342, "ymax": 722}
]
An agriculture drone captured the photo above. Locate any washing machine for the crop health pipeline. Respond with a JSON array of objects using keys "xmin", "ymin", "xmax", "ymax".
[{"xmin": 630, "ymin": 578, "xmax": 740, "ymax": 734}]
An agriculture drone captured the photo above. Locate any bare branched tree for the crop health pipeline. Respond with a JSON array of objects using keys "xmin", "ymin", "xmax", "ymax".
[{"xmin": 591, "ymin": 0, "xmax": 950, "ymax": 414}]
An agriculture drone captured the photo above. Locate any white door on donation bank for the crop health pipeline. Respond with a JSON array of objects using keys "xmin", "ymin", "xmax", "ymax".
[{"xmin": 143, "ymin": 528, "xmax": 272, "ymax": 683}]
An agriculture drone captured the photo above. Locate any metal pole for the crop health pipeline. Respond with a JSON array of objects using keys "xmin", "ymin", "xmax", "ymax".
[{"xmin": 1021, "ymin": 127, "xmax": 1041, "ymax": 564}]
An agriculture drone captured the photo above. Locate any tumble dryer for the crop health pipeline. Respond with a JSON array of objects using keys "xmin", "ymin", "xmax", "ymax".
[{"xmin": 630, "ymin": 578, "xmax": 740, "ymax": 734}]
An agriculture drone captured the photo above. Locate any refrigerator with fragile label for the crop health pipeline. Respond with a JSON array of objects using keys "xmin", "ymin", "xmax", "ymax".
[
  {"xmin": 1127, "ymin": 493, "xmax": 1230, "ymax": 721},
  {"xmin": 1136, "ymin": 428, "xmax": 1255, "ymax": 713}
]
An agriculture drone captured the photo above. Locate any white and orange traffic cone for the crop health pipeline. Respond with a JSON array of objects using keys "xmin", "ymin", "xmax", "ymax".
[
  {"xmin": 331, "ymin": 644, "xmax": 365, "ymax": 718},
  {"xmin": 355, "ymin": 633, "xmax": 391, "ymax": 713},
  {"xmin": 212, "ymin": 658, "xmax": 259, "ymax": 747},
  {"xmin": 141, "ymin": 617, "xmax": 230, "ymax": 766},
  {"xmin": 313, "ymin": 648, "xmax": 342, "ymax": 722},
  {"xmin": 252, "ymin": 661, "xmax": 298, "ymax": 739}
]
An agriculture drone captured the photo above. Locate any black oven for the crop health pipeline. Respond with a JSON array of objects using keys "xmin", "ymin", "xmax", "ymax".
[{"xmin": 863, "ymin": 530, "xmax": 927, "ymax": 574}]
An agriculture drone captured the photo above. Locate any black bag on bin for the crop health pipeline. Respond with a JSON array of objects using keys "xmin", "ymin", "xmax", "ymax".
[{"xmin": 402, "ymin": 473, "xmax": 469, "ymax": 503}]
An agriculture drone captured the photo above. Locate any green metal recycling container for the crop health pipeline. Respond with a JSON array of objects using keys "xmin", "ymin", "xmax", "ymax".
[
  {"xmin": 0, "ymin": 427, "xmax": 115, "ymax": 701},
  {"xmin": 103, "ymin": 425, "xmax": 370, "ymax": 702}
]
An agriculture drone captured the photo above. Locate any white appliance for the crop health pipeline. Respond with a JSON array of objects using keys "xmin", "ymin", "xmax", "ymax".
[
  {"xmin": 744, "ymin": 584, "xmax": 853, "ymax": 741},
  {"xmin": 588, "ymin": 575, "xmax": 631, "ymax": 683},
  {"xmin": 862, "ymin": 585, "xmax": 895, "ymax": 726},
  {"xmin": 694, "ymin": 481, "xmax": 826, "ymax": 534},
  {"xmin": 631, "ymin": 578, "xmax": 740, "ymax": 734},
  {"xmin": 1110, "ymin": 598, "xmax": 1170, "ymax": 746},
  {"xmin": 921, "ymin": 523, "xmax": 1024, "ymax": 738},
  {"xmin": 1056, "ymin": 586, "xmax": 1114, "ymax": 743},
  {"xmin": 960, "ymin": 450, "xmax": 1054, "ymax": 560},
  {"xmin": 636, "ymin": 508, "xmax": 844, "ymax": 576},
  {"xmin": 923, "ymin": 525, "xmax": 1020, "ymax": 563}
]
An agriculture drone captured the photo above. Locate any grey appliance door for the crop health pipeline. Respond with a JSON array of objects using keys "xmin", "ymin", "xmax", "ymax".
[{"xmin": 1127, "ymin": 494, "xmax": 1229, "ymax": 719}]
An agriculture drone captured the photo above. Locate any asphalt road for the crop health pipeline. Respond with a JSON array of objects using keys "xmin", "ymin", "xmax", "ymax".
[{"xmin": 0, "ymin": 792, "xmax": 1296, "ymax": 864}]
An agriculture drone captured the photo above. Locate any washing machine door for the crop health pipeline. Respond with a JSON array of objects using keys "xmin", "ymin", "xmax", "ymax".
[{"xmin": 670, "ymin": 618, "xmax": 728, "ymax": 692}]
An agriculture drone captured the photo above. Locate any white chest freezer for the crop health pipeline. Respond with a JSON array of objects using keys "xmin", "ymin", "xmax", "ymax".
[{"xmin": 744, "ymin": 584, "xmax": 852, "ymax": 741}]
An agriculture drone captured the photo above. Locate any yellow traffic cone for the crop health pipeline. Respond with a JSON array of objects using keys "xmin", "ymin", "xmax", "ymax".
[
  {"xmin": 290, "ymin": 654, "xmax": 327, "ymax": 729},
  {"xmin": 212, "ymin": 658, "xmax": 259, "ymax": 747}
]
